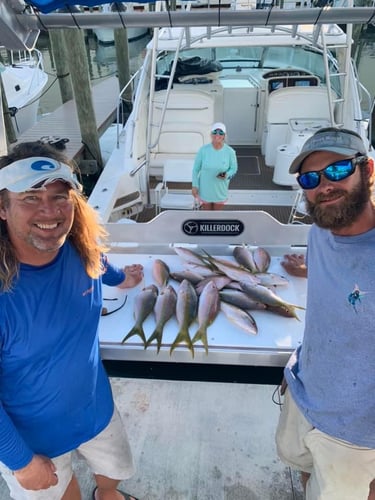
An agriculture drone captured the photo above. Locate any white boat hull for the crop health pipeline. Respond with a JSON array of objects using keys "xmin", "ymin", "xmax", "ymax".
[{"xmin": 1, "ymin": 50, "xmax": 48, "ymax": 136}]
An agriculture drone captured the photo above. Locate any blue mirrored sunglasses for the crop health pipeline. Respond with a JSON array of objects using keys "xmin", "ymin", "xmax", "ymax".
[
  {"xmin": 212, "ymin": 129, "xmax": 225, "ymax": 136},
  {"xmin": 297, "ymin": 157, "xmax": 366, "ymax": 190}
]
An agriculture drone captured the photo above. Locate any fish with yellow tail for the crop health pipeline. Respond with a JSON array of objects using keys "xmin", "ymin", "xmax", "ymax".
[
  {"xmin": 202, "ymin": 251, "xmax": 260, "ymax": 285},
  {"xmin": 170, "ymin": 279, "xmax": 198, "ymax": 357},
  {"xmin": 152, "ymin": 258, "xmax": 170, "ymax": 288},
  {"xmin": 220, "ymin": 302, "xmax": 258, "ymax": 336},
  {"xmin": 122, "ymin": 284, "xmax": 158, "ymax": 344},
  {"xmin": 145, "ymin": 284, "xmax": 177, "ymax": 353},
  {"xmin": 233, "ymin": 245, "xmax": 271, "ymax": 273},
  {"xmin": 239, "ymin": 281, "xmax": 304, "ymax": 320},
  {"xmin": 191, "ymin": 281, "xmax": 221, "ymax": 354}
]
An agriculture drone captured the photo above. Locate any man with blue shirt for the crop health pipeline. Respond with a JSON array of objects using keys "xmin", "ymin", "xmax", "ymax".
[
  {"xmin": 0, "ymin": 142, "xmax": 142, "ymax": 500},
  {"xmin": 276, "ymin": 128, "xmax": 375, "ymax": 500}
]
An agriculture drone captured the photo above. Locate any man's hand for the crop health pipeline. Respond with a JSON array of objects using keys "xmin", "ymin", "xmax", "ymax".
[
  {"xmin": 118, "ymin": 264, "xmax": 144, "ymax": 289},
  {"xmin": 281, "ymin": 254, "xmax": 307, "ymax": 278},
  {"xmin": 13, "ymin": 455, "xmax": 58, "ymax": 490}
]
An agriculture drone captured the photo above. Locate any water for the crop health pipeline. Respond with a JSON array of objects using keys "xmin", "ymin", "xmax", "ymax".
[{"xmin": 35, "ymin": 30, "xmax": 151, "ymax": 116}]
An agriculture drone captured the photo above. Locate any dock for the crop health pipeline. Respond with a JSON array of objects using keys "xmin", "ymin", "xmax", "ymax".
[
  {"xmin": 0, "ymin": 378, "xmax": 304, "ymax": 500},
  {"xmin": 16, "ymin": 76, "xmax": 119, "ymax": 162}
]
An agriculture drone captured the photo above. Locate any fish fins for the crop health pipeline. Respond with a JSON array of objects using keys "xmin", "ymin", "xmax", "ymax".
[
  {"xmin": 170, "ymin": 328, "xmax": 194, "ymax": 358},
  {"xmin": 145, "ymin": 327, "xmax": 163, "ymax": 353},
  {"xmin": 191, "ymin": 327, "xmax": 209, "ymax": 355},
  {"xmin": 121, "ymin": 325, "xmax": 146, "ymax": 345}
]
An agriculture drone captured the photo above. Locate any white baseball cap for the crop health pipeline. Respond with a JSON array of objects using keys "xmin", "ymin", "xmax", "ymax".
[
  {"xmin": 211, "ymin": 122, "xmax": 226, "ymax": 134},
  {"xmin": 0, "ymin": 157, "xmax": 82, "ymax": 192}
]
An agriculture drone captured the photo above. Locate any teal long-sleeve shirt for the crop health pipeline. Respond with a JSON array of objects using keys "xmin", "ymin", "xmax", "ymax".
[{"xmin": 192, "ymin": 143, "xmax": 238, "ymax": 203}]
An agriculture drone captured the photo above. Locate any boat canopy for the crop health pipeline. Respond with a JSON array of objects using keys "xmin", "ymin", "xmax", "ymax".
[{"xmin": 26, "ymin": 0, "xmax": 154, "ymax": 14}]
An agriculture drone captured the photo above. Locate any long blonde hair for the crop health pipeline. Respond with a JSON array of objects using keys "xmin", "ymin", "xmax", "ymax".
[{"xmin": 0, "ymin": 142, "xmax": 109, "ymax": 292}]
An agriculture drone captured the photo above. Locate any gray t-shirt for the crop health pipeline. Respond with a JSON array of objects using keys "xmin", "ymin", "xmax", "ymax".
[{"xmin": 285, "ymin": 223, "xmax": 375, "ymax": 448}]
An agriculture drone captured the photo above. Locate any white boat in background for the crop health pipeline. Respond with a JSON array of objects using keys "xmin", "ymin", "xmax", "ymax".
[
  {"xmin": 89, "ymin": 3, "xmax": 375, "ymax": 224},
  {"xmin": 93, "ymin": 2, "xmax": 149, "ymax": 44},
  {"xmin": 0, "ymin": 48, "xmax": 48, "ymax": 136}
]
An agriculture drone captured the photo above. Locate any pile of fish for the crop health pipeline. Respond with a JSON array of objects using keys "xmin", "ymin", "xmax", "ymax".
[{"xmin": 121, "ymin": 246, "xmax": 305, "ymax": 357}]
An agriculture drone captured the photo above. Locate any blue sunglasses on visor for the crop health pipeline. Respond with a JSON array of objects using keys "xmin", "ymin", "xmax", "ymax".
[
  {"xmin": 212, "ymin": 129, "xmax": 225, "ymax": 136},
  {"xmin": 297, "ymin": 156, "xmax": 366, "ymax": 190}
]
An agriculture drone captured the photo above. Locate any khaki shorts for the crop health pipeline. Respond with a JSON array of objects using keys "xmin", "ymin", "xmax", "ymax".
[
  {"xmin": 0, "ymin": 406, "xmax": 135, "ymax": 500},
  {"xmin": 276, "ymin": 389, "xmax": 375, "ymax": 500}
]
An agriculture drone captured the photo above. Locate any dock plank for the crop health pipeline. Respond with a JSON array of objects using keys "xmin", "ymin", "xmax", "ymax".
[{"xmin": 16, "ymin": 76, "xmax": 120, "ymax": 161}]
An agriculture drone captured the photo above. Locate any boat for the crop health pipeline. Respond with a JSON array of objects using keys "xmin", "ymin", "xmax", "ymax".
[
  {"xmin": 1, "ymin": 0, "xmax": 375, "ymax": 373},
  {"xmin": 89, "ymin": 8, "xmax": 375, "ymax": 225},
  {"xmin": 85, "ymin": 3, "xmax": 375, "ymax": 371},
  {"xmin": 92, "ymin": 2, "xmax": 149, "ymax": 44},
  {"xmin": 0, "ymin": 48, "xmax": 48, "ymax": 136}
]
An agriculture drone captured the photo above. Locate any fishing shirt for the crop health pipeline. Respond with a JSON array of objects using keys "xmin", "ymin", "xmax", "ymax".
[
  {"xmin": 192, "ymin": 143, "xmax": 238, "ymax": 202},
  {"xmin": 0, "ymin": 241, "xmax": 125, "ymax": 471},
  {"xmin": 284, "ymin": 224, "xmax": 375, "ymax": 448}
]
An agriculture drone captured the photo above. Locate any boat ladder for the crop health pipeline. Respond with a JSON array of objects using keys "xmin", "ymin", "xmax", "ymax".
[{"xmin": 320, "ymin": 24, "xmax": 352, "ymax": 128}]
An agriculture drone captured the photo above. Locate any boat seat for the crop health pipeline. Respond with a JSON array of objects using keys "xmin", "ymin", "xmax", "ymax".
[
  {"xmin": 149, "ymin": 121, "xmax": 211, "ymax": 175},
  {"xmin": 155, "ymin": 159, "xmax": 197, "ymax": 214},
  {"xmin": 149, "ymin": 88, "xmax": 214, "ymax": 174},
  {"xmin": 263, "ymin": 87, "xmax": 334, "ymax": 167}
]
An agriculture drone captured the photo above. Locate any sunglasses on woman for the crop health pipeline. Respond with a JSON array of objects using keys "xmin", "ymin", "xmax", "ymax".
[
  {"xmin": 297, "ymin": 157, "xmax": 366, "ymax": 190},
  {"xmin": 212, "ymin": 129, "xmax": 225, "ymax": 136}
]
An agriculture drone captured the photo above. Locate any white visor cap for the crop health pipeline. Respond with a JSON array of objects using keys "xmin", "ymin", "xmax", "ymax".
[{"xmin": 0, "ymin": 157, "xmax": 82, "ymax": 193}]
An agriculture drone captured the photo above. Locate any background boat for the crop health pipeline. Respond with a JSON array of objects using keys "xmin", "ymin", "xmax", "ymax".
[
  {"xmin": 91, "ymin": 2, "xmax": 150, "ymax": 43},
  {"xmin": 0, "ymin": 48, "xmax": 48, "ymax": 135}
]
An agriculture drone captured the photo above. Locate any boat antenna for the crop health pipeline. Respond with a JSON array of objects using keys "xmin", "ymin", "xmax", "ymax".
[
  {"xmin": 112, "ymin": 2, "xmax": 126, "ymax": 30},
  {"xmin": 165, "ymin": 0, "xmax": 174, "ymax": 28}
]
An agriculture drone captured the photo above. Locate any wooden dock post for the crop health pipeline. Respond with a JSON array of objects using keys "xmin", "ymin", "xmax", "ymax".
[
  {"xmin": 62, "ymin": 28, "xmax": 103, "ymax": 170},
  {"xmin": 114, "ymin": 28, "xmax": 132, "ymax": 113},
  {"xmin": 49, "ymin": 30, "xmax": 74, "ymax": 104}
]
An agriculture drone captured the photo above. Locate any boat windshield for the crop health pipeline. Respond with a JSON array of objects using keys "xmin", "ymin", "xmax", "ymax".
[{"xmin": 156, "ymin": 45, "xmax": 341, "ymax": 96}]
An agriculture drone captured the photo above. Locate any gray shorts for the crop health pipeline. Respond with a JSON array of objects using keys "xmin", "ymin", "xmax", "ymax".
[
  {"xmin": 276, "ymin": 389, "xmax": 375, "ymax": 500},
  {"xmin": 0, "ymin": 405, "xmax": 135, "ymax": 500}
]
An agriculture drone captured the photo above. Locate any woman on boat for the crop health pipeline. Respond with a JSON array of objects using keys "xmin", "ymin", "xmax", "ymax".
[{"xmin": 192, "ymin": 122, "xmax": 238, "ymax": 210}]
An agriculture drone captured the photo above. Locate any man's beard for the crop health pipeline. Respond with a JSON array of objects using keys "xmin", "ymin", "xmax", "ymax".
[{"xmin": 305, "ymin": 173, "xmax": 371, "ymax": 230}]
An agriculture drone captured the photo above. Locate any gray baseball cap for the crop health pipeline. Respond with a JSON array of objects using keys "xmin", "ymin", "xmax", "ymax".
[
  {"xmin": 0, "ymin": 157, "xmax": 82, "ymax": 192},
  {"xmin": 289, "ymin": 128, "xmax": 368, "ymax": 174}
]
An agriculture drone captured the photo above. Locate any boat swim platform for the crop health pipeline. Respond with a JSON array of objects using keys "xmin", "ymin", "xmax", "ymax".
[{"xmin": 15, "ymin": 76, "xmax": 119, "ymax": 163}]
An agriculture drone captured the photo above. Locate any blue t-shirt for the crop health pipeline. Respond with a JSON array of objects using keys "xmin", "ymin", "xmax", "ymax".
[
  {"xmin": 192, "ymin": 143, "xmax": 238, "ymax": 202},
  {"xmin": 285, "ymin": 224, "xmax": 375, "ymax": 448},
  {"xmin": 0, "ymin": 242, "xmax": 125, "ymax": 470}
]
